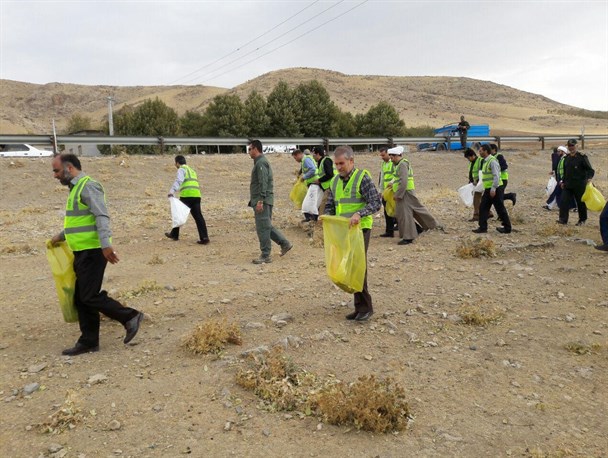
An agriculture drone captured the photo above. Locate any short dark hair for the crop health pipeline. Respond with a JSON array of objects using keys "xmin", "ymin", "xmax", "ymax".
[
  {"xmin": 59, "ymin": 153, "xmax": 82, "ymax": 170},
  {"xmin": 312, "ymin": 146, "xmax": 325, "ymax": 156},
  {"xmin": 480, "ymin": 144, "xmax": 492, "ymax": 154},
  {"xmin": 463, "ymin": 148, "xmax": 476, "ymax": 158},
  {"xmin": 175, "ymin": 155, "xmax": 186, "ymax": 165},
  {"xmin": 490, "ymin": 144, "xmax": 498, "ymax": 152},
  {"xmin": 249, "ymin": 139, "xmax": 263, "ymax": 152},
  {"xmin": 379, "ymin": 145, "xmax": 388, "ymax": 153},
  {"xmin": 291, "ymin": 149, "xmax": 302, "ymax": 156}
]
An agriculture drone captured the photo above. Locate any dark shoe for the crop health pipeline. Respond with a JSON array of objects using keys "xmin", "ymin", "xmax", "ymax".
[
  {"xmin": 165, "ymin": 232, "xmax": 178, "ymax": 241},
  {"xmin": 380, "ymin": 233, "xmax": 394, "ymax": 238},
  {"xmin": 301, "ymin": 218, "xmax": 311, "ymax": 223},
  {"xmin": 62, "ymin": 343, "xmax": 99, "ymax": 356},
  {"xmin": 556, "ymin": 220, "xmax": 567, "ymax": 225},
  {"xmin": 575, "ymin": 220, "xmax": 586, "ymax": 226},
  {"xmin": 594, "ymin": 244, "xmax": 608, "ymax": 252},
  {"xmin": 280, "ymin": 243, "xmax": 293, "ymax": 257},
  {"xmin": 345, "ymin": 311, "xmax": 358, "ymax": 320},
  {"xmin": 511, "ymin": 193, "xmax": 517, "ymax": 206},
  {"xmin": 398, "ymin": 239, "xmax": 413, "ymax": 245},
  {"xmin": 472, "ymin": 228, "xmax": 487, "ymax": 233},
  {"xmin": 496, "ymin": 227, "xmax": 511, "ymax": 234},
  {"xmin": 124, "ymin": 312, "xmax": 144, "ymax": 344},
  {"xmin": 542, "ymin": 205, "xmax": 551, "ymax": 210},
  {"xmin": 355, "ymin": 311, "xmax": 374, "ymax": 322},
  {"xmin": 468, "ymin": 217, "xmax": 478, "ymax": 222},
  {"xmin": 252, "ymin": 256, "xmax": 272, "ymax": 264},
  {"xmin": 197, "ymin": 238, "xmax": 210, "ymax": 245},
  {"xmin": 572, "ymin": 208, "xmax": 578, "ymax": 213}
]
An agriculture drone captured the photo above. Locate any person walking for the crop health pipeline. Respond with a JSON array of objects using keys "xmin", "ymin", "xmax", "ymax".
[
  {"xmin": 378, "ymin": 146, "xmax": 397, "ymax": 237},
  {"xmin": 50, "ymin": 154, "xmax": 143, "ymax": 356},
  {"xmin": 595, "ymin": 198, "xmax": 608, "ymax": 252},
  {"xmin": 248, "ymin": 140, "xmax": 293, "ymax": 264},
  {"xmin": 464, "ymin": 147, "xmax": 491, "ymax": 221},
  {"xmin": 558, "ymin": 139, "xmax": 594, "ymax": 226},
  {"xmin": 165, "ymin": 155, "xmax": 210, "ymax": 244},
  {"xmin": 312, "ymin": 146, "xmax": 334, "ymax": 216},
  {"xmin": 490, "ymin": 144, "xmax": 516, "ymax": 206},
  {"xmin": 473, "ymin": 144, "xmax": 512, "ymax": 234},
  {"xmin": 292, "ymin": 149, "xmax": 321, "ymax": 222},
  {"xmin": 390, "ymin": 146, "xmax": 440, "ymax": 245},
  {"xmin": 544, "ymin": 146, "xmax": 568, "ymax": 210},
  {"xmin": 324, "ymin": 145, "xmax": 381, "ymax": 322},
  {"xmin": 457, "ymin": 115, "xmax": 470, "ymax": 149}
]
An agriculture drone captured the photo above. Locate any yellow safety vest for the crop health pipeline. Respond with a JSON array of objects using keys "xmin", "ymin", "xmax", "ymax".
[
  {"xmin": 481, "ymin": 156, "xmax": 503, "ymax": 189},
  {"xmin": 302, "ymin": 154, "xmax": 320, "ymax": 185},
  {"xmin": 497, "ymin": 153, "xmax": 509, "ymax": 181},
  {"xmin": 64, "ymin": 176, "xmax": 107, "ymax": 251},
  {"xmin": 381, "ymin": 160, "xmax": 395, "ymax": 190},
  {"xmin": 330, "ymin": 169, "xmax": 373, "ymax": 230},
  {"xmin": 317, "ymin": 156, "xmax": 333, "ymax": 190},
  {"xmin": 179, "ymin": 165, "xmax": 201, "ymax": 198},
  {"xmin": 392, "ymin": 158, "xmax": 415, "ymax": 192}
]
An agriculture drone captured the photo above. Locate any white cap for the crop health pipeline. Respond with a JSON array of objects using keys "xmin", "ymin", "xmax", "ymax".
[
  {"xmin": 388, "ymin": 146, "xmax": 404, "ymax": 155},
  {"xmin": 557, "ymin": 146, "xmax": 567, "ymax": 154}
]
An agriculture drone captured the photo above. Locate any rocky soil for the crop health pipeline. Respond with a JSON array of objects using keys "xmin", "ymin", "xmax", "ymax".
[{"xmin": 0, "ymin": 146, "xmax": 607, "ymax": 457}]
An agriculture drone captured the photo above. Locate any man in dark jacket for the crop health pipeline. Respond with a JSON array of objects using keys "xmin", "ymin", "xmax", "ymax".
[{"xmin": 558, "ymin": 139, "xmax": 594, "ymax": 226}]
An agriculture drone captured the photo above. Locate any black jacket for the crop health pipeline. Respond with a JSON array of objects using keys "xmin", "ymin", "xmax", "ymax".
[{"xmin": 562, "ymin": 152, "xmax": 594, "ymax": 189}]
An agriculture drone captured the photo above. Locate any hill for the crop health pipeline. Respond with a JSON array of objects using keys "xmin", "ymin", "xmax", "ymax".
[{"xmin": 1, "ymin": 67, "xmax": 606, "ymax": 135}]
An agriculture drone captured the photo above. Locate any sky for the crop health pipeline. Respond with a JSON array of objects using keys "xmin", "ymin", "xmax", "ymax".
[{"xmin": 1, "ymin": 0, "xmax": 607, "ymax": 111}]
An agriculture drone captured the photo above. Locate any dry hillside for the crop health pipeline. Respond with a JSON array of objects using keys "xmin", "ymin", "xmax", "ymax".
[{"xmin": 1, "ymin": 67, "xmax": 606, "ymax": 135}]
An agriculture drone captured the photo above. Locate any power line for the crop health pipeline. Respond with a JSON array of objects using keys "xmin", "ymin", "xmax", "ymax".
[
  {"xmin": 180, "ymin": 0, "xmax": 346, "ymax": 85},
  {"xmin": 196, "ymin": 0, "xmax": 369, "ymax": 86},
  {"xmin": 167, "ymin": 1, "xmax": 320, "ymax": 85}
]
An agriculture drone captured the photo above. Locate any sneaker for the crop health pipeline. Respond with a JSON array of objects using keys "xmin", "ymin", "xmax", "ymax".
[
  {"xmin": 280, "ymin": 243, "xmax": 293, "ymax": 257},
  {"xmin": 252, "ymin": 256, "xmax": 272, "ymax": 264}
]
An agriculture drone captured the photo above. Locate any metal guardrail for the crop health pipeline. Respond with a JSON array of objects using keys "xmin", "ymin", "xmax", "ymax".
[{"xmin": 0, "ymin": 134, "xmax": 606, "ymax": 150}]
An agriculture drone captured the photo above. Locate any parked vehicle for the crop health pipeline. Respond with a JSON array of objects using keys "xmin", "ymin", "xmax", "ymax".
[
  {"xmin": 0, "ymin": 144, "xmax": 53, "ymax": 157},
  {"xmin": 263, "ymin": 145, "xmax": 297, "ymax": 154},
  {"xmin": 417, "ymin": 124, "xmax": 490, "ymax": 151}
]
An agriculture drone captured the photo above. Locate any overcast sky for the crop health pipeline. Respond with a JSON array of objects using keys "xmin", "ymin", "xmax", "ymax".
[{"xmin": 1, "ymin": 0, "xmax": 607, "ymax": 111}]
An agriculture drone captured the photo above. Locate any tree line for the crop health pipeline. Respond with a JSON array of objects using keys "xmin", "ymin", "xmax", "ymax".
[{"xmin": 64, "ymin": 80, "xmax": 434, "ymax": 154}]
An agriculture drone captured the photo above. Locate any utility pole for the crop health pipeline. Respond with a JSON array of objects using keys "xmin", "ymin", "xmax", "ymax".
[{"xmin": 107, "ymin": 96, "xmax": 114, "ymax": 136}]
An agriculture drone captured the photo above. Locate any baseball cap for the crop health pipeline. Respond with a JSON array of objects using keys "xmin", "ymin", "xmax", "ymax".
[{"xmin": 567, "ymin": 139, "xmax": 577, "ymax": 146}]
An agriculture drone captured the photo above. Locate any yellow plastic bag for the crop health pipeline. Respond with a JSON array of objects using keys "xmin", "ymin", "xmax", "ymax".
[
  {"xmin": 289, "ymin": 179, "xmax": 307, "ymax": 209},
  {"xmin": 45, "ymin": 240, "xmax": 78, "ymax": 323},
  {"xmin": 581, "ymin": 182, "xmax": 606, "ymax": 212},
  {"xmin": 382, "ymin": 187, "xmax": 396, "ymax": 217},
  {"xmin": 321, "ymin": 215, "xmax": 366, "ymax": 293}
]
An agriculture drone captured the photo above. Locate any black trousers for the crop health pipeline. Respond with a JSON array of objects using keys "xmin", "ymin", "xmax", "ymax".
[
  {"xmin": 74, "ymin": 249, "xmax": 139, "ymax": 347},
  {"xmin": 501, "ymin": 179, "xmax": 516, "ymax": 203},
  {"xmin": 382, "ymin": 198, "xmax": 396, "ymax": 234},
  {"xmin": 479, "ymin": 187, "xmax": 511, "ymax": 231},
  {"xmin": 170, "ymin": 197, "xmax": 209, "ymax": 241},
  {"xmin": 354, "ymin": 229, "xmax": 373, "ymax": 314},
  {"xmin": 559, "ymin": 186, "xmax": 587, "ymax": 224}
]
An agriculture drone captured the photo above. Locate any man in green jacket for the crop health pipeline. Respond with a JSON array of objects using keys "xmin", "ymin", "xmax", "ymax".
[{"xmin": 248, "ymin": 140, "xmax": 293, "ymax": 264}]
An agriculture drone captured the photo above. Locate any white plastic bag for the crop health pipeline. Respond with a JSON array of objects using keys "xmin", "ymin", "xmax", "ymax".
[
  {"xmin": 546, "ymin": 176, "xmax": 557, "ymax": 197},
  {"xmin": 302, "ymin": 184, "xmax": 321, "ymax": 215},
  {"xmin": 474, "ymin": 171, "xmax": 484, "ymax": 193},
  {"xmin": 458, "ymin": 183, "xmax": 475, "ymax": 207},
  {"xmin": 169, "ymin": 197, "xmax": 190, "ymax": 228}
]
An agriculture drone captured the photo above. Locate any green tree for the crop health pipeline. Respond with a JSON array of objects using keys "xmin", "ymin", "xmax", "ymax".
[
  {"xmin": 203, "ymin": 94, "xmax": 247, "ymax": 137},
  {"xmin": 293, "ymin": 80, "xmax": 338, "ymax": 137},
  {"xmin": 356, "ymin": 101, "xmax": 406, "ymax": 137},
  {"xmin": 333, "ymin": 109, "xmax": 356, "ymax": 137},
  {"xmin": 244, "ymin": 91, "xmax": 270, "ymax": 136},
  {"xmin": 180, "ymin": 110, "xmax": 208, "ymax": 136},
  {"xmin": 64, "ymin": 114, "xmax": 92, "ymax": 134},
  {"xmin": 266, "ymin": 81, "xmax": 300, "ymax": 137}
]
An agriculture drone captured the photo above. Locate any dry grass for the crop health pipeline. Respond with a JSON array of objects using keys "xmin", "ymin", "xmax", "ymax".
[
  {"xmin": 39, "ymin": 390, "xmax": 83, "ymax": 434},
  {"xmin": 526, "ymin": 447, "xmax": 575, "ymax": 458},
  {"xmin": 314, "ymin": 375, "xmax": 410, "ymax": 433},
  {"xmin": 0, "ymin": 244, "xmax": 38, "ymax": 255},
  {"xmin": 182, "ymin": 319, "xmax": 242, "ymax": 355},
  {"xmin": 236, "ymin": 347, "xmax": 411, "ymax": 432},
  {"xmin": 147, "ymin": 254, "xmax": 164, "ymax": 265},
  {"xmin": 563, "ymin": 341, "xmax": 602, "ymax": 355},
  {"xmin": 456, "ymin": 238, "xmax": 497, "ymax": 258},
  {"xmin": 119, "ymin": 280, "xmax": 163, "ymax": 299},
  {"xmin": 459, "ymin": 305, "xmax": 503, "ymax": 326},
  {"xmin": 536, "ymin": 224, "xmax": 575, "ymax": 237}
]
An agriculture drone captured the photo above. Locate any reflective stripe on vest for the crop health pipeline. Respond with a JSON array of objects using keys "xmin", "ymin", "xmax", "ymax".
[
  {"xmin": 392, "ymin": 158, "xmax": 415, "ymax": 192},
  {"xmin": 382, "ymin": 160, "xmax": 395, "ymax": 190},
  {"xmin": 497, "ymin": 154, "xmax": 509, "ymax": 181},
  {"xmin": 179, "ymin": 165, "xmax": 201, "ymax": 198},
  {"xmin": 481, "ymin": 156, "xmax": 503, "ymax": 189},
  {"xmin": 318, "ymin": 156, "xmax": 332, "ymax": 190},
  {"xmin": 302, "ymin": 154, "xmax": 320, "ymax": 185},
  {"xmin": 330, "ymin": 169, "xmax": 373, "ymax": 230},
  {"xmin": 64, "ymin": 176, "xmax": 104, "ymax": 251}
]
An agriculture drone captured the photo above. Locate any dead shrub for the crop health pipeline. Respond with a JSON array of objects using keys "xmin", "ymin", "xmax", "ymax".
[
  {"xmin": 313, "ymin": 375, "xmax": 410, "ymax": 433},
  {"xmin": 147, "ymin": 254, "xmax": 164, "ymax": 265},
  {"xmin": 40, "ymin": 390, "xmax": 83, "ymax": 434},
  {"xmin": 459, "ymin": 305, "xmax": 503, "ymax": 326},
  {"xmin": 564, "ymin": 341, "xmax": 602, "ymax": 355},
  {"xmin": 182, "ymin": 319, "xmax": 242, "ymax": 355},
  {"xmin": 536, "ymin": 225, "xmax": 575, "ymax": 237},
  {"xmin": 119, "ymin": 280, "xmax": 163, "ymax": 299},
  {"xmin": 0, "ymin": 244, "xmax": 38, "ymax": 255},
  {"xmin": 456, "ymin": 238, "xmax": 496, "ymax": 258}
]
